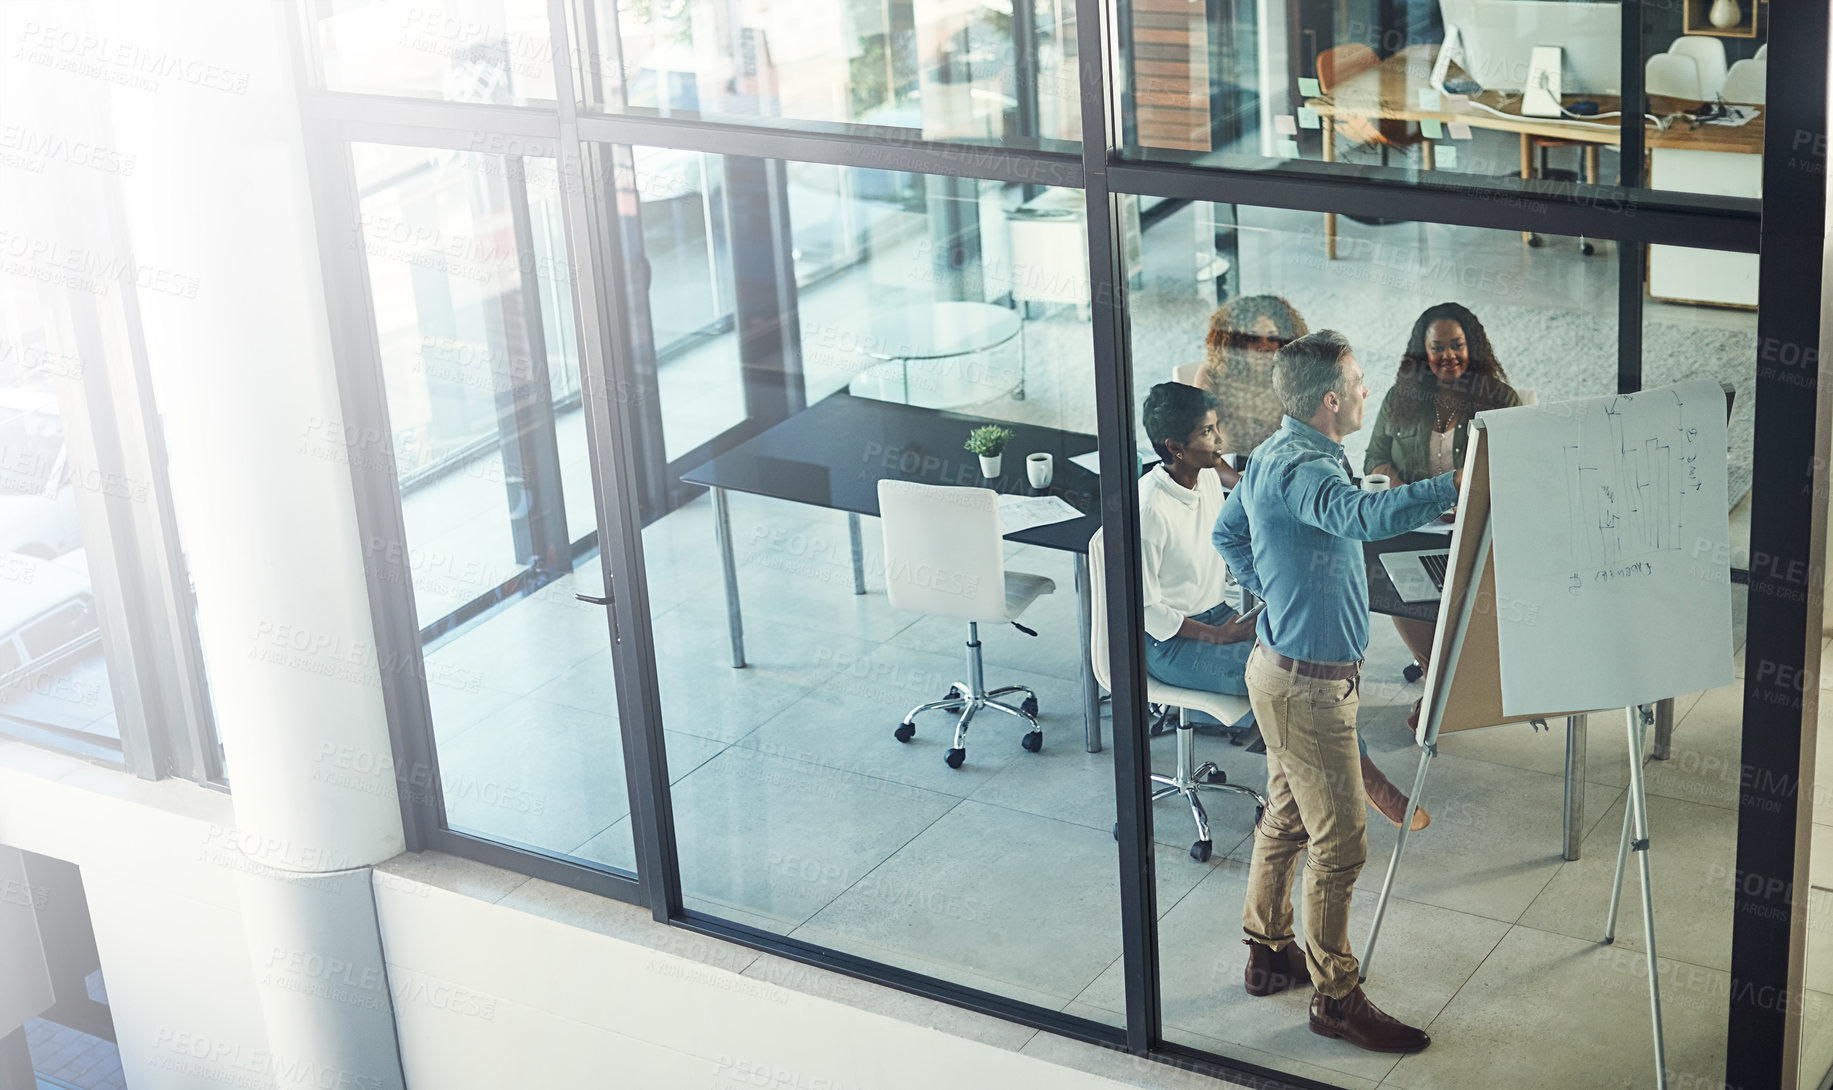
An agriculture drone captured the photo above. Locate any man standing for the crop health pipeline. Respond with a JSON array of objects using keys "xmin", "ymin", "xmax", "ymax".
[{"xmin": 1213, "ymin": 330, "xmax": 1458, "ymax": 1053}]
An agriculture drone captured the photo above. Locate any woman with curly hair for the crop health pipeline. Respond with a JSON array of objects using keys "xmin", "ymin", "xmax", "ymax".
[
  {"xmin": 1194, "ymin": 295, "xmax": 1308, "ymax": 485},
  {"xmin": 1364, "ymin": 302, "xmax": 1521, "ymax": 724}
]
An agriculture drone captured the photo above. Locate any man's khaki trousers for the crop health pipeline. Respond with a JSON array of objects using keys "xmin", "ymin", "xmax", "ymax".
[{"xmin": 1241, "ymin": 643, "xmax": 1367, "ymax": 999}]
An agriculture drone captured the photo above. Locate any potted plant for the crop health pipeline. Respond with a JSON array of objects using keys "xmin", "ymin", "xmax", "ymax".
[{"xmin": 964, "ymin": 425, "xmax": 1014, "ymax": 478}]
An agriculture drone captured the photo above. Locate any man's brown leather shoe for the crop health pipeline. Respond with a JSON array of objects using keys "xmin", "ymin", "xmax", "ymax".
[
  {"xmin": 1243, "ymin": 939, "xmax": 1311, "ymax": 997},
  {"xmin": 1308, "ymin": 986, "xmax": 1431, "ymax": 1053}
]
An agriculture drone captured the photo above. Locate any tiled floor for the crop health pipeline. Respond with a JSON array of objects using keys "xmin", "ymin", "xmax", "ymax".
[{"xmin": 24, "ymin": 1019, "xmax": 123, "ymax": 1090}]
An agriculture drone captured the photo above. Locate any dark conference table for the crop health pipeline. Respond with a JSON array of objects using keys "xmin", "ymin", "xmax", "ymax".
[{"xmin": 681, "ymin": 392, "xmax": 1109, "ymax": 752}]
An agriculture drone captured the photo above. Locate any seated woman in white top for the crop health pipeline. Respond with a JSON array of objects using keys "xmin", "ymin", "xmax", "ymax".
[
  {"xmin": 1140, "ymin": 383, "xmax": 1429, "ymax": 829},
  {"xmin": 1140, "ymin": 383, "xmax": 1258, "ymax": 731}
]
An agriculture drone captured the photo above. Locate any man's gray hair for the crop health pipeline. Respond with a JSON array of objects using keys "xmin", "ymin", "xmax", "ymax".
[{"xmin": 1273, "ymin": 329, "xmax": 1354, "ymax": 420}]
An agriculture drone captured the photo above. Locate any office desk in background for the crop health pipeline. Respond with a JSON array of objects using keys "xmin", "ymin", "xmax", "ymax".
[
  {"xmin": 1307, "ymin": 45, "xmax": 1763, "ymax": 306},
  {"xmin": 681, "ymin": 392, "xmax": 1108, "ymax": 752}
]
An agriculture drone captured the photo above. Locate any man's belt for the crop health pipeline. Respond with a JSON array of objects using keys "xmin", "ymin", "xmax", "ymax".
[{"xmin": 1256, "ymin": 646, "xmax": 1360, "ymax": 681}]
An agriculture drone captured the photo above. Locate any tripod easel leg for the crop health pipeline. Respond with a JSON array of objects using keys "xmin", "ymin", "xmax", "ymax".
[
  {"xmin": 1359, "ymin": 742, "xmax": 1435, "ymax": 983},
  {"xmin": 1600, "ymin": 706, "xmax": 1667, "ymax": 1089}
]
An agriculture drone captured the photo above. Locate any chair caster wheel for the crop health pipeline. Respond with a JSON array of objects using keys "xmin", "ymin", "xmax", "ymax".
[
  {"xmin": 1020, "ymin": 730, "xmax": 1043, "ymax": 753},
  {"xmin": 1403, "ymin": 663, "xmax": 1424, "ymax": 683},
  {"xmin": 1190, "ymin": 840, "xmax": 1213, "ymax": 862},
  {"xmin": 894, "ymin": 722, "xmax": 915, "ymax": 743},
  {"xmin": 1581, "ymin": 241, "xmax": 1595, "ymax": 256},
  {"xmin": 1527, "ymin": 234, "xmax": 1544, "ymax": 248},
  {"xmin": 1020, "ymin": 695, "xmax": 1039, "ymax": 717},
  {"xmin": 1202, "ymin": 768, "xmax": 1228, "ymax": 785},
  {"xmin": 944, "ymin": 748, "xmax": 966, "ymax": 769},
  {"xmin": 946, "ymin": 684, "xmax": 964, "ymax": 698}
]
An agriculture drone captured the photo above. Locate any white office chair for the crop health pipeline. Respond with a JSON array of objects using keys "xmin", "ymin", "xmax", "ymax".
[
  {"xmin": 1646, "ymin": 53, "xmax": 1704, "ymax": 100},
  {"xmin": 1754, "ymin": 43, "xmax": 1767, "ymax": 61},
  {"xmin": 1670, "ymin": 36, "xmax": 1729, "ymax": 100},
  {"xmin": 878, "ymin": 480, "xmax": 1053, "ymax": 768},
  {"xmin": 1721, "ymin": 59, "xmax": 1766, "ymax": 104},
  {"xmin": 1171, "ymin": 362, "xmax": 1202, "ymax": 386},
  {"xmin": 1088, "ymin": 528, "xmax": 1266, "ymax": 862}
]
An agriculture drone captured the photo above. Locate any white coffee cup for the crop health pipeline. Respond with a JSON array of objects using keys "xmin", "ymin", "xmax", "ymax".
[
  {"xmin": 1027, "ymin": 453, "xmax": 1054, "ymax": 489},
  {"xmin": 1361, "ymin": 473, "xmax": 1391, "ymax": 493}
]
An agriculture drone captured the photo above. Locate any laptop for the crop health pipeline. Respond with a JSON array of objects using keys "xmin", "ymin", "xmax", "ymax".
[{"xmin": 1380, "ymin": 548, "xmax": 1451, "ymax": 604}]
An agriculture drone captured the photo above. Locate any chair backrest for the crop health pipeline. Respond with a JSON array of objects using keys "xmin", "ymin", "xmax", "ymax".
[
  {"xmin": 876, "ymin": 480, "xmax": 1009, "ymax": 623},
  {"xmin": 1516, "ymin": 387, "xmax": 1538, "ymax": 406},
  {"xmin": 1645, "ymin": 52, "xmax": 1703, "ymax": 99},
  {"xmin": 1721, "ymin": 58, "xmax": 1766, "ymax": 104},
  {"xmin": 1087, "ymin": 529, "xmax": 1113, "ymax": 691},
  {"xmin": 1669, "ymin": 36, "xmax": 1729, "ymax": 99},
  {"xmin": 1754, "ymin": 43, "xmax": 1767, "ymax": 61},
  {"xmin": 1171, "ymin": 362, "xmax": 1202, "ymax": 386},
  {"xmin": 1315, "ymin": 44, "xmax": 1379, "ymax": 94}
]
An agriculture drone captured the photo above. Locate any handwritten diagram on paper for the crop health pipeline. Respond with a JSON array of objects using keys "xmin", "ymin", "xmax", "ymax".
[{"xmin": 1482, "ymin": 379, "xmax": 1733, "ymax": 715}]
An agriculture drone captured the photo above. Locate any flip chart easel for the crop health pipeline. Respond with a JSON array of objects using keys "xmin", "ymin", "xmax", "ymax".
[{"xmin": 1358, "ymin": 423, "xmax": 1671, "ymax": 1090}]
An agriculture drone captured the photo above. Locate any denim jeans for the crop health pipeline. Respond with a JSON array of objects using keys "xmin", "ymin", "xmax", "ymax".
[{"xmin": 1143, "ymin": 603, "xmax": 1257, "ymax": 730}]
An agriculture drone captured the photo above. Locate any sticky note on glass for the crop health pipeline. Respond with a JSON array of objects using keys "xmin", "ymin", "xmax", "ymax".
[
  {"xmin": 1418, "ymin": 88, "xmax": 1442, "ymax": 111},
  {"xmin": 1438, "ymin": 145, "xmax": 1459, "ymax": 169},
  {"xmin": 1277, "ymin": 138, "xmax": 1302, "ymax": 159},
  {"xmin": 1446, "ymin": 94, "xmax": 1471, "ymax": 112},
  {"xmin": 1297, "ymin": 107, "xmax": 1321, "ymax": 129},
  {"xmin": 1298, "ymin": 77, "xmax": 1321, "ymax": 97},
  {"xmin": 1448, "ymin": 122, "xmax": 1473, "ymax": 139},
  {"xmin": 1421, "ymin": 118, "xmax": 1444, "ymax": 138},
  {"xmin": 1274, "ymin": 114, "xmax": 1298, "ymax": 135}
]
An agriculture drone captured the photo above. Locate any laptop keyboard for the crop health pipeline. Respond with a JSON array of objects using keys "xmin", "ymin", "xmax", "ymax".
[{"xmin": 1421, "ymin": 551, "xmax": 1450, "ymax": 590}]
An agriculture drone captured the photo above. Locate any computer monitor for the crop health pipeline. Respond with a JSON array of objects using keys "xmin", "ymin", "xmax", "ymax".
[{"xmin": 1440, "ymin": 0, "xmax": 1621, "ymax": 95}]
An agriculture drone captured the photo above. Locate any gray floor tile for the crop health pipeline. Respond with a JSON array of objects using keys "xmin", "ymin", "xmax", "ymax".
[
  {"xmin": 790, "ymin": 800, "xmax": 1206, "ymax": 1011},
  {"xmin": 1643, "ymin": 681, "xmax": 1743, "ymax": 811},
  {"xmin": 422, "ymin": 576, "xmax": 611, "ymax": 698},
  {"xmin": 658, "ymin": 745, "xmax": 963, "ymax": 931},
  {"xmin": 1334, "ymin": 754, "xmax": 1623, "ymax": 924},
  {"xmin": 1799, "ymin": 989, "xmax": 1833, "ymax": 1090},
  {"xmin": 1517, "ymin": 791, "xmax": 1738, "ymax": 972},
  {"xmin": 437, "ymin": 696, "xmax": 627, "ymax": 857},
  {"xmin": 1381, "ymin": 925, "xmax": 1727, "ymax": 1090},
  {"xmin": 1075, "ymin": 860, "xmax": 1506, "ymax": 1088},
  {"xmin": 740, "ymin": 951, "xmax": 1042, "ymax": 1052}
]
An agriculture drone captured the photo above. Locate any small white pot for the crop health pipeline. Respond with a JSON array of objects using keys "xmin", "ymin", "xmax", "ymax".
[{"xmin": 978, "ymin": 454, "xmax": 1003, "ymax": 478}]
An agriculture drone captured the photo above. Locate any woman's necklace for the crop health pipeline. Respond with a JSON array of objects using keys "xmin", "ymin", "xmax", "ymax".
[{"xmin": 1434, "ymin": 388, "xmax": 1461, "ymax": 432}]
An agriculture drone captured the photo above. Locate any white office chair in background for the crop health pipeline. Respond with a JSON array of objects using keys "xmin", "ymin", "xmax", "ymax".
[
  {"xmin": 1755, "ymin": 43, "xmax": 1768, "ymax": 60},
  {"xmin": 1171, "ymin": 362, "xmax": 1202, "ymax": 386},
  {"xmin": 878, "ymin": 480, "xmax": 1053, "ymax": 768},
  {"xmin": 1721, "ymin": 59, "xmax": 1767, "ymax": 104},
  {"xmin": 1088, "ymin": 529, "xmax": 1266, "ymax": 862},
  {"xmin": 1646, "ymin": 52, "xmax": 1704, "ymax": 100},
  {"xmin": 1669, "ymin": 36, "xmax": 1729, "ymax": 100}
]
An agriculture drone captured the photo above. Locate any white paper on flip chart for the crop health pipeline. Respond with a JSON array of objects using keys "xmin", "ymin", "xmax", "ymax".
[
  {"xmin": 997, "ymin": 494, "xmax": 1083, "ymax": 536},
  {"xmin": 1482, "ymin": 379, "xmax": 1733, "ymax": 715}
]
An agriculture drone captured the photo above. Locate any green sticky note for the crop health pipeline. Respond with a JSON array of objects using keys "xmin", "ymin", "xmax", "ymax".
[
  {"xmin": 1418, "ymin": 88, "xmax": 1442, "ymax": 111},
  {"xmin": 1421, "ymin": 118, "xmax": 1444, "ymax": 139},
  {"xmin": 1297, "ymin": 77, "xmax": 1321, "ymax": 97},
  {"xmin": 1277, "ymin": 137, "xmax": 1302, "ymax": 159},
  {"xmin": 1438, "ymin": 145, "xmax": 1458, "ymax": 169},
  {"xmin": 1297, "ymin": 106, "xmax": 1321, "ymax": 129}
]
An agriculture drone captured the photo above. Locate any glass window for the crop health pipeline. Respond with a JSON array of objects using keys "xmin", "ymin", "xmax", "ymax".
[
  {"xmin": 350, "ymin": 143, "xmax": 634, "ymax": 870},
  {"xmin": 316, "ymin": 0, "xmax": 558, "ymax": 106},
  {"xmin": 0, "ymin": 297, "xmax": 122, "ymax": 762},
  {"xmin": 622, "ymin": 149, "xmax": 1135, "ymax": 1015},
  {"xmin": 1119, "ymin": 0, "xmax": 1766, "ymax": 202},
  {"xmin": 584, "ymin": 0, "xmax": 1081, "ymax": 149}
]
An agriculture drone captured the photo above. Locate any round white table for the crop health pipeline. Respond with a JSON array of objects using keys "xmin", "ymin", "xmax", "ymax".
[{"xmin": 846, "ymin": 301, "xmax": 1026, "ymax": 410}]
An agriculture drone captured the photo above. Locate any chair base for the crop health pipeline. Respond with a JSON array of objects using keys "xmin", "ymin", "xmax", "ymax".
[
  {"xmin": 896, "ymin": 680, "xmax": 1040, "ymax": 768},
  {"xmin": 1152, "ymin": 722, "xmax": 1266, "ymax": 861}
]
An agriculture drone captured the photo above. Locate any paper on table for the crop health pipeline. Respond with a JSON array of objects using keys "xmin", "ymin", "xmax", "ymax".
[
  {"xmin": 1274, "ymin": 114, "xmax": 1298, "ymax": 135},
  {"xmin": 1297, "ymin": 107, "xmax": 1321, "ymax": 130},
  {"xmin": 997, "ymin": 494, "xmax": 1084, "ymax": 536},
  {"xmin": 1482, "ymin": 380, "xmax": 1733, "ymax": 716},
  {"xmin": 1068, "ymin": 450, "xmax": 1100, "ymax": 474}
]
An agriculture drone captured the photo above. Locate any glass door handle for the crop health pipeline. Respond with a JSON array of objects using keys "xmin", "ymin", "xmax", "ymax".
[{"xmin": 575, "ymin": 594, "xmax": 611, "ymax": 606}]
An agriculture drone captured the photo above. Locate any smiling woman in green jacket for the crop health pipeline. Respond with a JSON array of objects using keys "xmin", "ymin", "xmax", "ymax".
[{"xmin": 1363, "ymin": 303, "xmax": 1519, "ymax": 705}]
